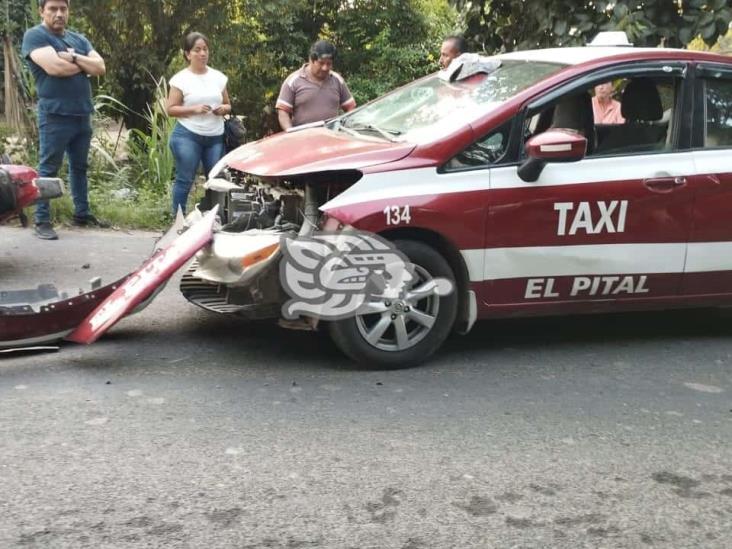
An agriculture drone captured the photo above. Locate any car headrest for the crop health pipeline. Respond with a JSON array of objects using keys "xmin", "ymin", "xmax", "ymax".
[
  {"xmin": 550, "ymin": 92, "xmax": 594, "ymax": 153},
  {"xmin": 551, "ymin": 92, "xmax": 593, "ymax": 132},
  {"xmin": 621, "ymin": 78, "xmax": 663, "ymax": 122}
]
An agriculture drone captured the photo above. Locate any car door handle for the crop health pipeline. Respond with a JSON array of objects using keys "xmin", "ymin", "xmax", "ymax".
[{"xmin": 643, "ymin": 177, "xmax": 687, "ymax": 193}]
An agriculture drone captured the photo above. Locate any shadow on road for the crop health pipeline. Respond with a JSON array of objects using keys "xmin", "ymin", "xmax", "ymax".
[
  {"xmin": 79, "ymin": 305, "xmax": 732, "ymax": 372},
  {"xmin": 447, "ymin": 307, "xmax": 732, "ymax": 353},
  {"xmin": 93, "ymin": 311, "xmax": 348, "ymax": 370}
]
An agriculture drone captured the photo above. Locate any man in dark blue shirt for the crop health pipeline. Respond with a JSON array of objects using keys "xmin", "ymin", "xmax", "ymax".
[{"xmin": 21, "ymin": 0, "xmax": 106, "ymax": 240}]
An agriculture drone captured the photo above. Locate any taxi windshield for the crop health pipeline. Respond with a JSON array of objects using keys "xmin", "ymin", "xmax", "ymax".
[{"xmin": 333, "ymin": 60, "xmax": 565, "ymax": 144}]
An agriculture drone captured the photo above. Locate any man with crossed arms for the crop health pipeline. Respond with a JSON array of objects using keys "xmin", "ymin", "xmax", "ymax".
[{"xmin": 22, "ymin": 0, "xmax": 107, "ymax": 240}]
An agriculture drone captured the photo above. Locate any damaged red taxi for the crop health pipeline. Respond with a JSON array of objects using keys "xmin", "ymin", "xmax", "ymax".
[{"xmin": 6, "ymin": 32, "xmax": 732, "ymax": 367}]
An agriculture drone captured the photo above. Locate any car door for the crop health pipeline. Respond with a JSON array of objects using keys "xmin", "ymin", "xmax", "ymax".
[
  {"xmin": 481, "ymin": 63, "xmax": 696, "ymax": 311},
  {"xmin": 684, "ymin": 63, "xmax": 732, "ymax": 297}
]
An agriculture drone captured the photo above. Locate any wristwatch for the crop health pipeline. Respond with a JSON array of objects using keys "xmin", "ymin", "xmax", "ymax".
[{"xmin": 71, "ymin": 53, "xmax": 77, "ymax": 64}]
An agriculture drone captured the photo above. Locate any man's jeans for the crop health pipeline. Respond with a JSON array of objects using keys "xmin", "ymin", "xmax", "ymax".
[
  {"xmin": 169, "ymin": 122, "xmax": 224, "ymax": 216},
  {"xmin": 36, "ymin": 111, "xmax": 92, "ymax": 223},
  {"xmin": 35, "ymin": 111, "xmax": 92, "ymax": 224}
]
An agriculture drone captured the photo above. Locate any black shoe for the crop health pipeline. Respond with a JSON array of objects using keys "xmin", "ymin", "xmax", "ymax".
[
  {"xmin": 34, "ymin": 222, "xmax": 58, "ymax": 240},
  {"xmin": 72, "ymin": 214, "xmax": 110, "ymax": 228}
]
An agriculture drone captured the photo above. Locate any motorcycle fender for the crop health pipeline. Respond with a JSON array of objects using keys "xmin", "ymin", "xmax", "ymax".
[{"xmin": 67, "ymin": 207, "xmax": 218, "ymax": 344}]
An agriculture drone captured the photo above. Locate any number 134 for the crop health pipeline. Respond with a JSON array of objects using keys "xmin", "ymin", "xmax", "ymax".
[{"xmin": 383, "ymin": 205, "xmax": 411, "ymax": 225}]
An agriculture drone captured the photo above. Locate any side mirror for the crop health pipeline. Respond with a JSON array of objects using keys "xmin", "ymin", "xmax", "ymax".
[{"xmin": 518, "ymin": 129, "xmax": 587, "ymax": 182}]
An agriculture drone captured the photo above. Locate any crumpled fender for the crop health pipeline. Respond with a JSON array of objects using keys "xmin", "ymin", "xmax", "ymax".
[{"xmin": 67, "ymin": 207, "xmax": 218, "ymax": 344}]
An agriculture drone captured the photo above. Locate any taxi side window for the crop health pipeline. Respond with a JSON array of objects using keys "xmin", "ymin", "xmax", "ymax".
[
  {"xmin": 594, "ymin": 78, "xmax": 677, "ymax": 156},
  {"xmin": 704, "ymin": 78, "xmax": 732, "ymax": 147},
  {"xmin": 523, "ymin": 76, "xmax": 679, "ymax": 157},
  {"xmin": 444, "ymin": 120, "xmax": 512, "ymax": 171},
  {"xmin": 524, "ymin": 89, "xmax": 596, "ymax": 154}
]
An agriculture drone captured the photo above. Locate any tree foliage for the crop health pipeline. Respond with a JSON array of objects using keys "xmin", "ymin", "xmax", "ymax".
[
  {"xmin": 180, "ymin": 0, "xmax": 458, "ymax": 136},
  {"xmin": 2, "ymin": 0, "xmax": 34, "ymax": 130},
  {"xmin": 452, "ymin": 0, "xmax": 732, "ymax": 53},
  {"xmin": 689, "ymin": 26, "xmax": 732, "ymax": 55},
  {"xmin": 13, "ymin": 0, "xmax": 731, "ymax": 141},
  {"xmin": 334, "ymin": 0, "xmax": 457, "ymax": 102},
  {"xmin": 72, "ymin": 0, "xmax": 235, "ymax": 131},
  {"xmin": 64, "ymin": 0, "xmax": 456, "ymax": 136},
  {"xmin": 1, "ymin": 0, "xmax": 34, "ymax": 84},
  {"xmin": 3, "ymin": 0, "xmax": 33, "ymax": 43}
]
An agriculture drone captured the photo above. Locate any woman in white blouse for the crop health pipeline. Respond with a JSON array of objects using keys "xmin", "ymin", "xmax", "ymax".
[{"xmin": 166, "ymin": 32, "xmax": 231, "ymax": 215}]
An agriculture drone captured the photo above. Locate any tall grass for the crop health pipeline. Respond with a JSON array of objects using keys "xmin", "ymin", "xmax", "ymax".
[
  {"xmin": 87, "ymin": 76, "xmax": 177, "ymax": 227},
  {"xmin": 11, "ymin": 76, "xmax": 188, "ymax": 230},
  {"xmin": 96, "ymin": 76, "xmax": 175, "ymax": 197}
]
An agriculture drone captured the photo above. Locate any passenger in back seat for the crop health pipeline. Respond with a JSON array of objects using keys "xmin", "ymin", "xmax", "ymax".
[
  {"xmin": 592, "ymin": 82, "xmax": 624, "ymax": 124},
  {"xmin": 595, "ymin": 78, "xmax": 667, "ymax": 154}
]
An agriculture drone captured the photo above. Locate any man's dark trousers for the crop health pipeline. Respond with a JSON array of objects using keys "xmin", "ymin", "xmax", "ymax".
[{"xmin": 34, "ymin": 110, "xmax": 92, "ymax": 224}]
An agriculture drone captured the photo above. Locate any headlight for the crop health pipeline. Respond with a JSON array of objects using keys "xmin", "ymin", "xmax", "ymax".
[{"xmin": 241, "ymin": 243, "xmax": 280, "ymax": 269}]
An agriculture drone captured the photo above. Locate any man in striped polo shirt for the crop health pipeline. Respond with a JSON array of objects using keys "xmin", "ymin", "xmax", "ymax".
[{"xmin": 276, "ymin": 40, "xmax": 356, "ymax": 131}]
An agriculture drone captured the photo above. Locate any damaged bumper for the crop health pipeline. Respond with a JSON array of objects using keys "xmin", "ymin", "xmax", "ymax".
[
  {"xmin": 177, "ymin": 179, "xmax": 323, "ymax": 320},
  {"xmin": 180, "ymin": 227, "xmax": 287, "ymax": 319},
  {"xmin": 0, "ymin": 277, "xmax": 126, "ymax": 348},
  {"xmin": 1, "ymin": 207, "xmax": 218, "ymax": 349}
]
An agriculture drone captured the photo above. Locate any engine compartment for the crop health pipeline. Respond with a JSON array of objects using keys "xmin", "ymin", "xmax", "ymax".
[
  {"xmin": 223, "ymin": 180, "xmax": 304, "ymax": 233},
  {"xmin": 199, "ymin": 168, "xmax": 360, "ymax": 233},
  {"xmin": 179, "ymin": 167, "xmax": 360, "ymax": 321}
]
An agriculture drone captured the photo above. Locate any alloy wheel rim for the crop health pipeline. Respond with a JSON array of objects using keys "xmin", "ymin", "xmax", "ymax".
[{"xmin": 355, "ymin": 265, "xmax": 440, "ymax": 352}]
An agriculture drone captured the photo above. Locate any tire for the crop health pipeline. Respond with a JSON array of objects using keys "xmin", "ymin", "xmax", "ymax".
[{"xmin": 329, "ymin": 239, "xmax": 458, "ymax": 369}]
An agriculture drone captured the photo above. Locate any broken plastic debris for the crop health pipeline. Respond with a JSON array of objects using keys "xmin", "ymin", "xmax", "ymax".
[{"xmin": 0, "ymin": 346, "xmax": 59, "ymax": 354}]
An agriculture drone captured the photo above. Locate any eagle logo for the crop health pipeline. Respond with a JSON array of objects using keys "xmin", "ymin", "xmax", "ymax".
[{"xmin": 279, "ymin": 231, "xmax": 439, "ymax": 320}]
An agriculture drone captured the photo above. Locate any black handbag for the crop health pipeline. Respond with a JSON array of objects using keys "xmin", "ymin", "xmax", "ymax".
[{"xmin": 224, "ymin": 114, "xmax": 247, "ymax": 152}]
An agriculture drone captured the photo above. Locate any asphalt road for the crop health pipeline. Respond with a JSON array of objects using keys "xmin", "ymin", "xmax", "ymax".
[{"xmin": 1, "ymin": 225, "xmax": 731, "ymax": 548}]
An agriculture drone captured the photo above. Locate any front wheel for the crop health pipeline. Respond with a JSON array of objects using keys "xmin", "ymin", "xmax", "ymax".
[{"xmin": 329, "ymin": 239, "xmax": 458, "ymax": 368}]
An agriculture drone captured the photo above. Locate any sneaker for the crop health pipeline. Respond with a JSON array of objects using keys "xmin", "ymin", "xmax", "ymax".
[
  {"xmin": 34, "ymin": 222, "xmax": 58, "ymax": 240},
  {"xmin": 72, "ymin": 214, "xmax": 110, "ymax": 228}
]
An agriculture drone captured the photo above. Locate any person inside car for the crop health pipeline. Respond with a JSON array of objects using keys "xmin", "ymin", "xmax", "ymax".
[{"xmin": 592, "ymin": 81, "xmax": 624, "ymax": 124}]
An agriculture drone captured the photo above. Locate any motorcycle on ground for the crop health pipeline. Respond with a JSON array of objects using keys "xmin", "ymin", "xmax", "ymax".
[{"xmin": 0, "ymin": 163, "xmax": 64, "ymax": 226}]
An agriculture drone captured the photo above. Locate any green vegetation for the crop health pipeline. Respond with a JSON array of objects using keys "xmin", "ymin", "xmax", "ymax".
[
  {"xmin": 454, "ymin": 0, "xmax": 732, "ymax": 52},
  {"xmin": 689, "ymin": 27, "xmax": 732, "ymax": 55},
  {"xmin": 71, "ymin": 0, "xmax": 459, "ymax": 135},
  {"xmin": 2, "ymin": 0, "xmax": 730, "ymax": 229},
  {"xmin": 0, "ymin": 123, "xmax": 14, "ymax": 154}
]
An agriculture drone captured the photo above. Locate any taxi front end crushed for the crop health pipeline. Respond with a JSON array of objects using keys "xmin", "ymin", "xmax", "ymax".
[{"xmin": 179, "ymin": 167, "xmax": 359, "ymax": 324}]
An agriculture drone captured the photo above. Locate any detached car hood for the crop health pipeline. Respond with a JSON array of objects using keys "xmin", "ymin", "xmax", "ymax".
[{"xmin": 225, "ymin": 128, "xmax": 415, "ymax": 177}]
